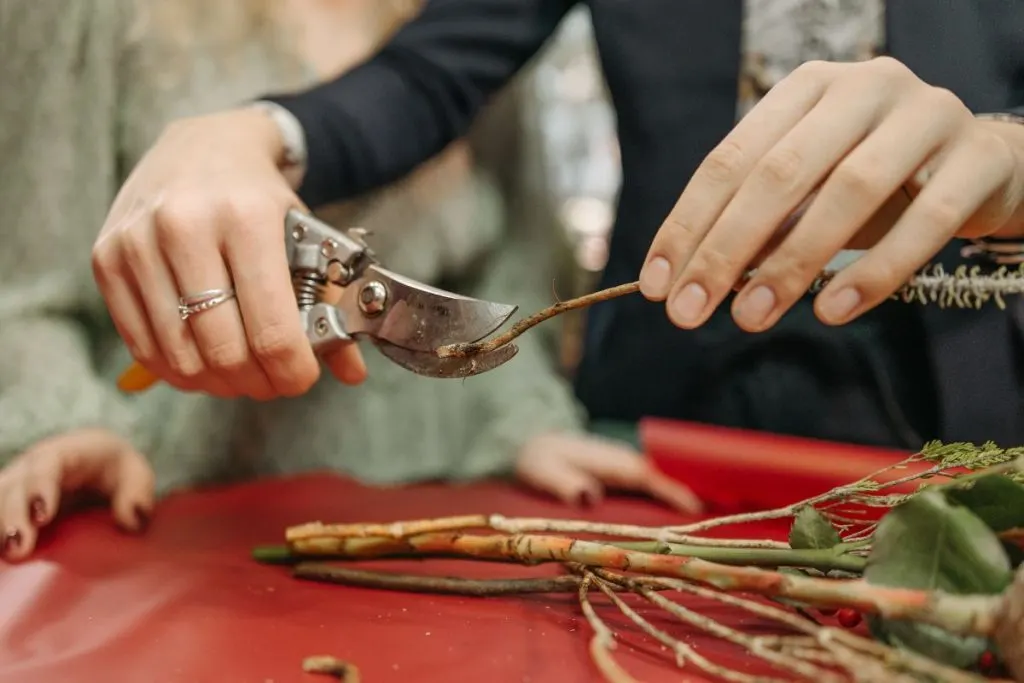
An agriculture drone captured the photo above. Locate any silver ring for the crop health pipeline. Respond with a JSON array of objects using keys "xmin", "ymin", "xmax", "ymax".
[{"xmin": 178, "ymin": 288, "xmax": 236, "ymax": 321}]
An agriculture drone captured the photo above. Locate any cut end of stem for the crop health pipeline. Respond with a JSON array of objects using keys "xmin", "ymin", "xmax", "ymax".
[
  {"xmin": 251, "ymin": 544, "xmax": 297, "ymax": 564},
  {"xmin": 435, "ymin": 342, "xmax": 474, "ymax": 358}
]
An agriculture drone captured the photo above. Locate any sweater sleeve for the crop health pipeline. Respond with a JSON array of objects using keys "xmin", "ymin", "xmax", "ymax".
[
  {"xmin": 0, "ymin": 1, "xmax": 149, "ymax": 461},
  {"xmin": 261, "ymin": 0, "xmax": 578, "ymax": 209}
]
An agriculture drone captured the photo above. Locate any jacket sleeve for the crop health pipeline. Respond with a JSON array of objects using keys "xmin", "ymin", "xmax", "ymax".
[
  {"xmin": 261, "ymin": 0, "xmax": 578, "ymax": 209},
  {"xmin": 0, "ymin": 1, "xmax": 150, "ymax": 461}
]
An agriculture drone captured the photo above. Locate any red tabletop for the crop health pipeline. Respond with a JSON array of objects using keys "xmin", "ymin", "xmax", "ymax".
[{"xmin": 0, "ymin": 421, "xmax": 906, "ymax": 683}]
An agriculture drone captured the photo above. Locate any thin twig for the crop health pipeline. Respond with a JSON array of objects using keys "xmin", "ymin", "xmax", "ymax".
[
  {"xmin": 302, "ymin": 656, "xmax": 361, "ymax": 682},
  {"xmin": 592, "ymin": 569, "xmax": 833, "ymax": 683},
  {"xmin": 435, "ymin": 281, "xmax": 640, "ymax": 358},
  {"xmin": 666, "ymin": 460, "xmax": 941, "ymax": 534},
  {"xmin": 578, "ymin": 573, "xmax": 639, "ymax": 683},
  {"xmin": 293, "ymin": 563, "xmax": 584, "ymax": 595},
  {"xmin": 644, "ymin": 576, "xmax": 989, "ymax": 683}
]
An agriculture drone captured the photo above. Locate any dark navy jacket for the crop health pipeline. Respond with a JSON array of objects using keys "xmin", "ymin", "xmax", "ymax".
[{"xmin": 265, "ymin": 0, "xmax": 1024, "ymax": 448}]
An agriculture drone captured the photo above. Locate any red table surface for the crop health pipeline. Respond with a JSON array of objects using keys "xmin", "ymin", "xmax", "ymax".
[{"xmin": 0, "ymin": 421, "xmax": 902, "ymax": 683}]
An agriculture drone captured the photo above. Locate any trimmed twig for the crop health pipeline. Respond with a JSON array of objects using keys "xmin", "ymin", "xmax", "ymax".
[
  {"xmin": 435, "ymin": 281, "xmax": 640, "ymax": 358},
  {"xmin": 293, "ymin": 563, "xmax": 584, "ymax": 595},
  {"xmin": 611, "ymin": 540, "xmax": 866, "ymax": 573},
  {"xmin": 289, "ymin": 531, "xmax": 1002, "ymax": 639},
  {"xmin": 588, "ymin": 568, "xmax": 831, "ymax": 683},
  {"xmin": 666, "ymin": 458, "xmax": 942, "ymax": 535},
  {"xmin": 646, "ymin": 577, "xmax": 989, "ymax": 683},
  {"xmin": 302, "ymin": 656, "xmax": 361, "ymax": 682},
  {"xmin": 287, "ymin": 515, "xmax": 790, "ymax": 549},
  {"xmin": 667, "ymin": 453, "xmax": 1016, "ymax": 536},
  {"xmin": 578, "ymin": 573, "xmax": 639, "ymax": 683}
]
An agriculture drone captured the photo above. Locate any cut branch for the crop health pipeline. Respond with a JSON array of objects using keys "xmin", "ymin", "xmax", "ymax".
[
  {"xmin": 293, "ymin": 563, "xmax": 583, "ymax": 595},
  {"xmin": 435, "ymin": 281, "xmax": 640, "ymax": 358},
  {"xmin": 286, "ymin": 514, "xmax": 790, "ymax": 549}
]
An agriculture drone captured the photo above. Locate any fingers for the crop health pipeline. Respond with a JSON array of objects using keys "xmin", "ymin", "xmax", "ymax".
[
  {"xmin": 93, "ymin": 234, "xmax": 197, "ymax": 395},
  {"xmin": 554, "ymin": 437, "xmax": 703, "ymax": 515},
  {"xmin": 222, "ymin": 202, "xmax": 321, "ymax": 397},
  {"xmin": 644, "ymin": 469, "xmax": 704, "ymax": 516},
  {"xmin": 118, "ymin": 213, "xmax": 236, "ymax": 398},
  {"xmin": 514, "ymin": 436, "xmax": 605, "ymax": 507},
  {"xmin": 107, "ymin": 448, "xmax": 155, "ymax": 533},
  {"xmin": 156, "ymin": 206, "xmax": 276, "ymax": 401},
  {"xmin": 815, "ymin": 128, "xmax": 1017, "ymax": 324},
  {"xmin": 514, "ymin": 433, "xmax": 704, "ymax": 515},
  {"xmin": 0, "ymin": 481, "xmax": 33, "ymax": 561},
  {"xmin": 323, "ymin": 344, "xmax": 368, "ymax": 386},
  {"xmin": 639, "ymin": 61, "xmax": 831, "ymax": 300},
  {"xmin": 665, "ymin": 77, "xmax": 887, "ymax": 329},
  {"xmin": 732, "ymin": 93, "xmax": 963, "ymax": 331}
]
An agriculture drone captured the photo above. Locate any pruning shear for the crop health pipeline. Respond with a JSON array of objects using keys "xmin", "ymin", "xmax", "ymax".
[{"xmin": 117, "ymin": 208, "xmax": 519, "ymax": 392}]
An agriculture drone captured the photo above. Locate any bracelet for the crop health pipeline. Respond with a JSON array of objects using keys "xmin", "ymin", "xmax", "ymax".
[
  {"xmin": 957, "ymin": 112, "xmax": 1024, "ymax": 264},
  {"xmin": 250, "ymin": 100, "xmax": 308, "ymax": 176}
]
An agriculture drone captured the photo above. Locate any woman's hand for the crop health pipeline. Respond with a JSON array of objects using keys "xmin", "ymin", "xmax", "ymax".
[
  {"xmin": 514, "ymin": 432, "xmax": 703, "ymax": 515},
  {"xmin": 0, "ymin": 429, "xmax": 155, "ymax": 561},
  {"xmin": 640, "ymin": 56, "xmax": 1024, "ymax": 333},
  {"xmin": 91, "ymin": 108, "xmax": 367, "ymax": 401}
]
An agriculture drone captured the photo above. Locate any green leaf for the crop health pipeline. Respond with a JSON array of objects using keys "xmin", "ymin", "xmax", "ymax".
[
  {"xmin": 789, "ymin": 507, "xmax": 841, "ymax": 550},
  {"xmin": 867, "ymin": 616, "xmax": 990, "ymax": 669},
  {"xmin": 865, "ymin": 490, "xmax": 1011, "ymax": 666},
  {"xmin": 867, "ymin": 490, "xmax": 1011, "ymax": 592},
  {"xmin": 945, "ymin": 474, "xmax": 1024, "ymax": 532}
]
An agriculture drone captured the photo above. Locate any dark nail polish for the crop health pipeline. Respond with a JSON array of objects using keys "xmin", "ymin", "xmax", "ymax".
[
  {"xmin": 29, "ymin": 497, "xmax": 46, "ymax": 524},
  {"xmin": 133, "ymin": 505, "xmax": 150, "ymax": 531},
  {"xmin": 3, "ymin": 528, "xmax": 22, "ymax": 554}
]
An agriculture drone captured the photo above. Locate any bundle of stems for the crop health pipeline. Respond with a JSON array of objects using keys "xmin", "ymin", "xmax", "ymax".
[{"xmin": 264, "ymin": 445, "xmax": 1024, "ymax": 682}]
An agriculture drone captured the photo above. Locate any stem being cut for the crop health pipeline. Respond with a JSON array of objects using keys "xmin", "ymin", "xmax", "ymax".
[
  {"xmin": 435, "ymin": 265, "xmax": 1024, "ymax": 359},
  {"xmin": 436, "ymin": 281, "xmax": 640, "ymax": 358}
]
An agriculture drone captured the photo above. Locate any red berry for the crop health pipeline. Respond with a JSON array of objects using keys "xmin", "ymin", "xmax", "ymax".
[
  {"xmin": 836, "ymin": 608, "xmax": 862, "ymax": 628},
  {"xmin": 817, "ymin": 607, "xmax": 838, "ymax": 617},
  {"xmin": 978, "ymin": 651, "xmax": 997, "ymax": 673}
]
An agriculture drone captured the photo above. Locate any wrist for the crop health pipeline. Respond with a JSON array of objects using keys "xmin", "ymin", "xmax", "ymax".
[{"xmin": 245, "ymin": 101, "xmax": 308, "ymax": 190}]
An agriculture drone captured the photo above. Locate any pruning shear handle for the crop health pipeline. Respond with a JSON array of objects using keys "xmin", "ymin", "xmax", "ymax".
[{"xmin": 117, "ymin": 209, "xmax": 519, "ymax": 392}]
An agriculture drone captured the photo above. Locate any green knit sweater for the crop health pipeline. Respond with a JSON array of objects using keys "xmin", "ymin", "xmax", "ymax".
[{"xmin": 0, "ymin": 0, "xmax": 585, "ymax": 495}]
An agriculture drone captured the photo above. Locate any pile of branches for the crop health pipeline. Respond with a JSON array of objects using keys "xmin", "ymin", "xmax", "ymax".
[{"xmin": 255, "ymin": 442, "xmax": 1024, "ymax": 682}]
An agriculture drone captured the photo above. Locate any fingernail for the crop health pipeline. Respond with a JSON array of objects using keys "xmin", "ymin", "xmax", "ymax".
[
  {"xmin": 3, "ymin": 529, "xmax": 21, "ymax": 555},
  {"xmin": 639, "ymin": 257, "xmax": 672, "ymax": 298},
  {"xmin": 734, "ymin": 285, "xmax": 776, "ymax": 329},
  {"xmin": 818, "ymin": 287, "xmax": 862, "ymax": 324},
  {"xmin": 670, "ymin": 283, "xmax": 708, "ymax": 326},
  {"xmin": 29, "ymin": 497, "xmax": 46, "ymax": 525},
  {"xmin": 577, "ymin": 490, "xmax": 598, "ymax": 508},
  {"xmin": 133, "ymin": 505, "xmax": 150, "ymax": 531}
]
